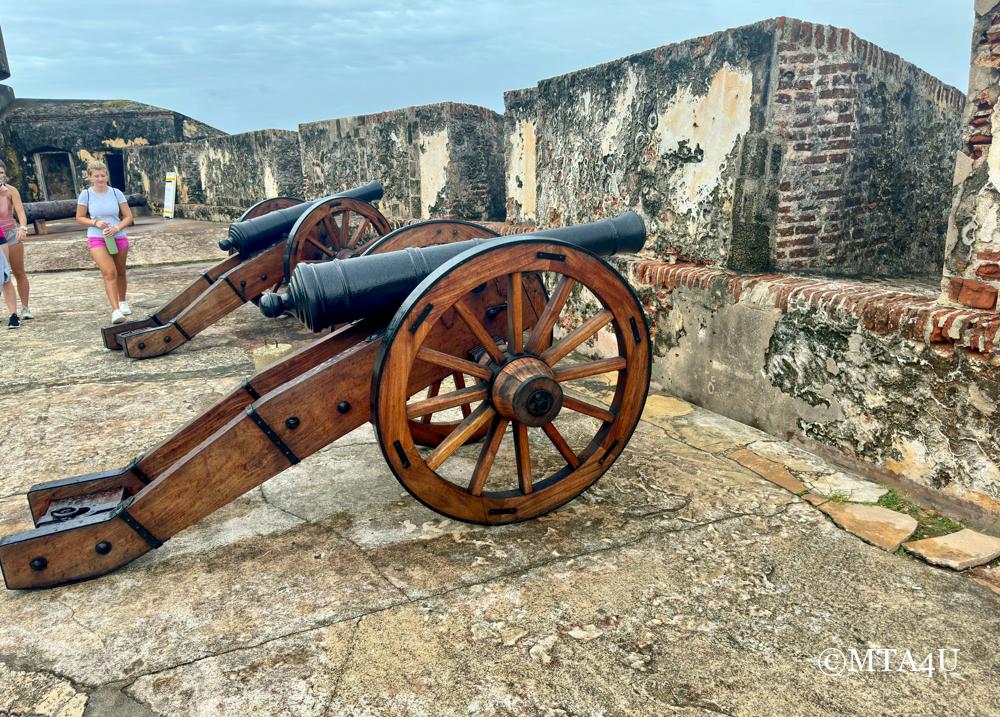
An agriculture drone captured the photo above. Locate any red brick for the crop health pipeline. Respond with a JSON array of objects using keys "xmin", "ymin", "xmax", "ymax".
[
  {"xmin": 785, "ymin": 53, "xmax": 816, "ymax": 64},
  {"xmin": 977, "ymin": 249, "xmax": 1000, "ymax": 262},
  {"xmin": 827, "ymin": 153, "xmax": 849, "ymax": 163},
  {"xmin": 804, "ymin": 155, "xmax": 828, "ymax": 164},
  {"xmin": 948, "ymin": 277, "xmax": 999, "ymax": 310},
  {"xmin": 795, "ymin": 225, "xmax": 821, "ymax": 235},
  {"xmin": 819, "ymin": 88, "xmax": 858, "ymax": 100},
  {"xmin": 789, "ymin": 246, "xmax": 820, "ymax": 258},
  {"xmin": 969, "ymin": 133, "xmax": 993, "ymax": 145},
  {"xmin": 976, "ymin": 263, "xmax": 1000, "ymax": 280},
  {"xmin": 777, "ymin": 227, "xmax": 795, "ymax": 237}
]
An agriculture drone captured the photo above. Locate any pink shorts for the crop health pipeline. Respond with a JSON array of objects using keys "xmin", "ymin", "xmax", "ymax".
[{"xmin": 88, "ymin": 235, "xmax": 129, "ymax": 251}]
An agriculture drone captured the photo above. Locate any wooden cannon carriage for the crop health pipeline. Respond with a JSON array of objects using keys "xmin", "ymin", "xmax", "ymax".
[
  {"xmin": 103, "ymin": 181, "xmax": 393, "ymax": 359},
  {"xmin": 0, "ymin": 213, "xmax": 651, "ymax": 590},
  {"xmin": 25, "ymin": 194, "xmax": 148, "ymax": 235}
]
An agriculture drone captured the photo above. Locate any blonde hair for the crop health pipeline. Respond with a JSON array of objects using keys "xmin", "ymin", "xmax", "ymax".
[{"xmin": 86, "ymin": 159, "xmax": 108, "ymax": 175}]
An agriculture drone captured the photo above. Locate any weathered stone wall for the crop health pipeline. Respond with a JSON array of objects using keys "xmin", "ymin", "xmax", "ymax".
[
  {"xmin": 125, "ymin": 129, "xmax": 303, "ymax": 220},
  {"xmin": 519, "ymin": 24, "xmax": 776, "ymax": 268},
  {"xmin": 770, "ymin": 19, "xmax": 964, "ymax": 275},
  {"xmin": 630, "ymin": 260, "xmax": 1000, "ymax": 519},
  {"xmin": 299, "ymin": 102, "xmax": 504, "ymax": 223},
  {"xmin": 0, "ymin": 98, "xmax": 223, "ymax": 201},
  {"xmin": 941, "ymin": 1, "xmax": 1000, "ymax": 312},
  {"xmin": 503, "ymin": 87, "xmax": 540, "ymax": 224},
  {"xmin": 507, "ymin": 18, "xmax": 963, "ymax": 276}
]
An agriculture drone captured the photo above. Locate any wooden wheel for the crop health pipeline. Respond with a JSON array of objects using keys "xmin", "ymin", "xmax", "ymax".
[
  {"xmin": 283, "ymin": 197, "xmax": 391, "ymax": 281},
  {"xmin": 365, "ymin": 220, "xmax": 505, "ymax": 447},
  {"xmin": 237, "ymin": 196, "xmax": 303, "ymax": 222},
  {"xmin": 372, "ymin": 237, "xmax": 651, "ymax": 524}
]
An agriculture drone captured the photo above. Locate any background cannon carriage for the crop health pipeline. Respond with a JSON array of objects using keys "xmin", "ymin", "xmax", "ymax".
[
  {"xmin": 0, "ymin": 213, "xmax": 651, "ymax": 590},
  {"xmin": 103, "ymin": 181, "xmax": 393, "ymax": 358}
]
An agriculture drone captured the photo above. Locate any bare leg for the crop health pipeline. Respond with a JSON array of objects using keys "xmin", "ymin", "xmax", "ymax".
[
  {"xmin": 1, "ymin": 244, "xmax": 15, "ymax": 315},
  {"xmin": 112, "ymin": 246, "xmax": 128, "ymax": 301},
  {"xmin": 89, "ymin": 247, "xmax": 120, "ymax": 311},
  {"xmin": 8, "ymin": 241, "xmax": 28, "ymax": 308}
]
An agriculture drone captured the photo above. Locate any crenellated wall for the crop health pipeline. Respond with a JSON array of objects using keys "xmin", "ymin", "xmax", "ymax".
[
  {"xmin": 299, "ymin": 102, "xmax": 504, "ymax": 224},
  {"xmin": 505, "ymin": 18, "xmax": 963, "ymax": 277}
]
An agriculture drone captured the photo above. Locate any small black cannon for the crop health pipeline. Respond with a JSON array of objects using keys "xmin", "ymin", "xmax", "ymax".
[
  {"xmin": 1, "ymin": 213, "xmax": 651, "ymax": 590},
  {"xmin": 26, "ymin": 194, "xmax": 147, "ymax": 235}
]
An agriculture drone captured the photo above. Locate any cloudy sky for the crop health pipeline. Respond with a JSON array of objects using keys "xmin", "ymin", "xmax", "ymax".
[{"xmin": 2, "ymin": 1, "xmax": 976, "ymax": 134}]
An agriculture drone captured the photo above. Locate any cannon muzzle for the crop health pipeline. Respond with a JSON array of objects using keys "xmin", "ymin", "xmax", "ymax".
[
  {"xmin": 263, "ymin": 212, "xmax": 645, "ymax": 331},
  {"xmin": 220, "ymin": 181, "xmax": 384, "ymax": 255}
]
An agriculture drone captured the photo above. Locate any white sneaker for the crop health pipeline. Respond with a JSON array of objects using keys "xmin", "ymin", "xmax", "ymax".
[
  {"xmin": 20, "ymin": 306, "xmax": 32, "ymax": 320},
  {"xmin": 111, "ymin": 309, "xmax": 126, "ymax": 324},
  {"xmin": 119, "ymin": 301, "xmax": 132, "ymax": 316}
]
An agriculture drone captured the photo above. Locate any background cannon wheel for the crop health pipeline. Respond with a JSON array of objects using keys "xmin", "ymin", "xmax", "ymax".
[
  {"xmin": 365, "ymin": 220, "xmax": 506, "ymax": 447},
  {"xmin": 283, "ymin": 197, "xmax": 391, "ymax": 281},
  {"xmin": 373, "ymin": 238, "xmax": 651, "ymax": 525},
  {"xmin": 237, "ymin": 196, "xmax": 304, "ymax": 223}
]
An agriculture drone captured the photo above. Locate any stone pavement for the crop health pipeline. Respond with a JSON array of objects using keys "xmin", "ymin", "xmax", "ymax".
[{"xmin": 0, "ymin": 224, "xmax": 998, "ymax": 716}]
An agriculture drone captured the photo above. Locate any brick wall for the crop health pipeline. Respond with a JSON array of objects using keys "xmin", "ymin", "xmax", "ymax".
[
  {"xmin": 941, "ymin": 1, "xmax": 1000, "ymax": 312},
  {"xmin": 768, "ymin": 19, "xmax": 964, "ymax": 275}
]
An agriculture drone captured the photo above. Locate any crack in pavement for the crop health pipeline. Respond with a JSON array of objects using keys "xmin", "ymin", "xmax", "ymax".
[
  {"xmin": 109, "ymin": 503, "xmax": 794, "ymax": 692},
  {"xmin": 323, "ymin": 617, "xmax": 364, "ymax": 716}
]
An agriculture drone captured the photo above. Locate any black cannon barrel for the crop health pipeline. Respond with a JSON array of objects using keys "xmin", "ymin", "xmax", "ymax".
[
  {"xmin": 219, "ymin": 180, "xmax": 384, "ymax": 256},
  {"xmin": 25, "ymin": 194, "xmax": 146, "ymax": 223},
  {"xmin": 259, "ymin": 212, "xmax": 645, "ymax": 331}
]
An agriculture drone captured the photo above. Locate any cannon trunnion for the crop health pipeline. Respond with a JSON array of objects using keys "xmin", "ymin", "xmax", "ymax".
[{"xmin": 0, "ymin": 214, "xmax": 651, "ymax": 590}]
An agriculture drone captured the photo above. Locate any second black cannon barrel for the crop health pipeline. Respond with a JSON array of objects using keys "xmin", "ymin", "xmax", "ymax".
[
  {"xmin": 220, "ymin": 180, "xmax": 384, "ymax": 256},
  {"xmin": 259, "ymin": 212, "xmax": 645, "ymax": 332}
]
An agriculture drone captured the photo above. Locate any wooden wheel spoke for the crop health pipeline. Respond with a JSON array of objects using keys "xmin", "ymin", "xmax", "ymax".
[
  {"xmin": 321, "ymin": 215, "xmax": 339, "ymax": 245},
  {"xmin": 416, "ymin": 347, "xmax": 493, "ymax": 380},
  {"xmin": 553, "ymin": 356, "xmax": 627, "ymax": 383},
  {"xmin": 525, "ymin": 276, "xmax": 575, "ymax": 354},
  {"xmin": 453, "ymin": 373, "xmax": 471, "ymax": 417},
  {"xmin": 339, "ymin": 210, "xmax": 351, "ymax": 248},
  {"xmin": 305, "ymin": 235, "xmax": 336, "ymax": 257},
  {"xmin": 562, "ymin": 395, "xmax": 615, "ymax": 423},
  {"xmin": 540, "ymin": 309, "xmax": 613, "ymax": 366},
  {"xmin": 454, "ymin": 299, "xmax": 504, "ymax": 363},
  {"xmin": 349, "ymin": 219, "xmax": 371, "ymax": 249},
  {"xmin": 542, "ymin": 422, "xmax": 580, "ymax": 468},
  {"xmin": 513, "ymin": 421, "xmax": 532, "ymax": 494},
  {"xmin": 420, "ymin": 380, "xmax": 443, "ymax": 423},
  {"xmin": 407, "ymin": 384, "xmax": 488, "ymax": 420},
  {"xmin": 468, "ymin": 416, "xmax": 509, "ymax": 496},
  {"xmin": 426, "ymin": 403, "xmax": 495, "ymax": 470},
  {"xmin": 507, "ymin": 272, "xmax": 524, "ymax": 354}
]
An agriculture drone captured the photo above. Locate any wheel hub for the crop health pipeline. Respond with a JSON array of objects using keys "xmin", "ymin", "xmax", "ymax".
[{"xmin": 491, "ymin": 356, "xmax": 563, "ymax": 427}]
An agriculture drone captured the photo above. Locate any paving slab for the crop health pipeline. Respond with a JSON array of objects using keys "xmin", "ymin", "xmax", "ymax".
[
  {"xmin": 904, "ymin": 529, "xmax": 1000, "ymax": 570},
  {"xmin": 818, "ymin": 502, "xmax": 918, "ymax": 551},
  {"xmin": 802, "ymin": 470, "xmax": 888, "ymax": 503},
  {"xmin": 0, "ymin": 245, "xmax": 997, "ymax": 716}
]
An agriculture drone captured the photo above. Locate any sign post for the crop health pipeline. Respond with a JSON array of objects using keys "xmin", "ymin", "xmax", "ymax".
[{"xmin": 163, "ymin": 172, "xmax": 177, "ymax": 219}]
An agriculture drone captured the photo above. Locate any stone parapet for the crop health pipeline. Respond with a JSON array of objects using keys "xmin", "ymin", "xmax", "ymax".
[
  {"xmin": 125, "ymin": 129, "xmax": 303, "ymax": 220},
  {"xmin": 631, "ymin": 259, "xmax": 1000, "ymax": 517},
  {"xmin": 299, "ymin": 102, "xmax": 504, "ymax": 223}
]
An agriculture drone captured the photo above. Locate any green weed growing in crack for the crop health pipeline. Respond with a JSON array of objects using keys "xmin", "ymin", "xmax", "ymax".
[{"xmin": 876, "ymin": 489, "xmax": 964, "ymax": 541}]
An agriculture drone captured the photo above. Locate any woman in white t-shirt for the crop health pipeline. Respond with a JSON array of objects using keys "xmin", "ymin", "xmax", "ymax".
[{"xmin": 75, "ymin": 159, "xmax": 134, "ymax": 324}]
